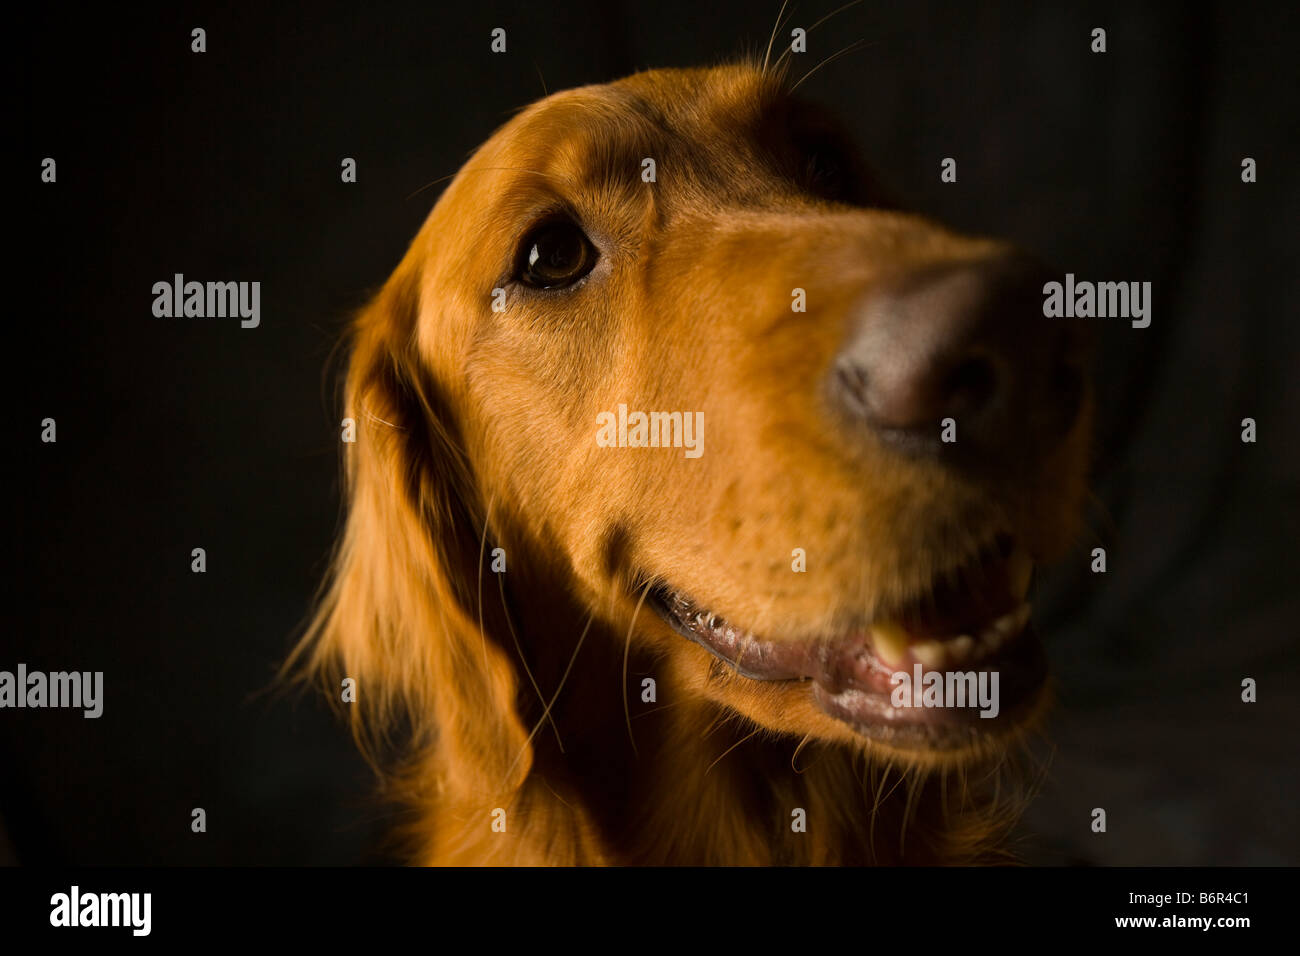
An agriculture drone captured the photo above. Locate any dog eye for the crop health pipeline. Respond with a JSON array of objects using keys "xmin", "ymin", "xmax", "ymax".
[
  {"xmin": 807, "ymin": 150, "xmax": 845, "ymax": 193},
  {"xmin": 790, "ymin": 126, "xmax": 866, "ymax": 204},
  {"xmin": 803, "ymin": 143, "xmax": 856, "ymax": 200},
  {"xmin": 516, "ymin": 220, "xmax": 598, "ymax": 289}
]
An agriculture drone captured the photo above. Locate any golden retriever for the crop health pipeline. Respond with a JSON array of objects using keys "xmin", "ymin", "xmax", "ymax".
[{"xmin": 292, "ymin": 59, "xmax": 1092, "ymax": 865}]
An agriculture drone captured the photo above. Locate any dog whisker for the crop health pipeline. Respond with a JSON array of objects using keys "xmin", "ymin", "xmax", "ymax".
[
  {"xmin": 773, "ymin": 0, "xmax": 865, "ymax": 76},
  {"xmin": 505, "ymin": 613, "xmax": 595, "ymax": 785},
  {"xmin": 532, "ymin": 57, "xmax": 549, "ymax": 97},
  {"xmin": 791, "ymin": 732, "xmax": 814, "ymax": 773},
  {"xmin": 762, "ymin": 0, "xmax": 793, "ymax": 78},
  {"xmin": 874, "ymin": 757, "xmax": 909, "ymax": 814},
  {"xmin": 622, "ymin": 581, "xmax": 653, "ymax": 756},
  {"xmin": 899, "ymin": 768, "xmax": 923, "ymax": 856},
  {"xmin": 496, "ymin": 569, "xmax": 565, "ymax": 751},
  {"xmin": 868, "ymin": 758, "xmax": 895, "ymax": 858},
  {"xmin": 631, "ymin": 699, "xmax": 687, "ymax": 720},
  {"xmin": 359, "ymin": 407, "xmax": 400, "ymax": 430},
  {"xmin": 705, "ymin": 725, "xmax": 762, "ymax": 776},
  {"xmin": 701, "ymin": 709, "xmax": 739, "ymax": 741},
  {"xmin": 477, "ymin": 492, "xmax": 495, "ymax": 681},
  {"xmin": 789, "ymin": 38, "xmax": 873, "ymax": 93},
  {"xmin": 537, "ymin": 775, "xmax": 577, "ymax": 813}
]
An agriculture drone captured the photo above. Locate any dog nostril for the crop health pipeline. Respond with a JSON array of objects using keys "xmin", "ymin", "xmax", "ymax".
[
  {"xmin": 834, "ymin": 360, "xmax": 872, "ymax": 416},
  {"xmin": 941, "ymin": 355, "xmax": 998, "ymax": 413},
  {"xmin": 831, "ymin": 252, "xmax": 1074, "ymax": 464}
]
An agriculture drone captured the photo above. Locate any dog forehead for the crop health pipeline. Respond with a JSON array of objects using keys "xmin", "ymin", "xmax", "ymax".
[
  {"xmin": 612, "ymin": 63, "xmax": 785, "ymax": 123},
  {"xmin": 476, "ymin": 65, "xmax": 789, "ymax": 195}
]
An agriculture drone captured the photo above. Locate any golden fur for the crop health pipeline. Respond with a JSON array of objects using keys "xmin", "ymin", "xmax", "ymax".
[{"xmin": 289, "ymin": 62, "xmax": 1091, "ymax": 865}]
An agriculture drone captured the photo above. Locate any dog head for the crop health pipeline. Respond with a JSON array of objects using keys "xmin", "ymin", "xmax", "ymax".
[{"xmin": 302, "ymin": 63, "xmax": 1092, "ymax": 813}]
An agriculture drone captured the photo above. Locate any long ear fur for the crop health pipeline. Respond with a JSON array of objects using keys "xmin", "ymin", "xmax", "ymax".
[{"xmin": 288, "ymin": 256, "xmax": 533, "ymax": 822}]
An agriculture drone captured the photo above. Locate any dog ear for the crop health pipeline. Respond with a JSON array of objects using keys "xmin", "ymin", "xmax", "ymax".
[{"xmin": 291, "ymin": 255, "xmax": 533, "ymax": 804}]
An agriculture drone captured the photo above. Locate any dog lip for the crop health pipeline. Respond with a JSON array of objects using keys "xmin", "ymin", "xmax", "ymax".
[
  {"xmin": 646, "ymin": 578, "xmax": 1047, "ymax": 742},
  {"xmin": 812, "ymin": 626, "xmax": 1049, "ymax": 746},
  {"xmin": 647, "ymin": 584, "xmax": 813, "ymax": 682}
]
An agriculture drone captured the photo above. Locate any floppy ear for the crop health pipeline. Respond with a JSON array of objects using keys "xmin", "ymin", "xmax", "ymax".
[{"xmin": 292, "ymin": 256, "xmax": 533, "ymax": 803}]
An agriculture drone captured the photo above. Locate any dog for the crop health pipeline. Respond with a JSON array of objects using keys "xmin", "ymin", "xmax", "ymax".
[{"xmin": 292, "ymin": 59, "xmax": 1093, "ymax": 865}]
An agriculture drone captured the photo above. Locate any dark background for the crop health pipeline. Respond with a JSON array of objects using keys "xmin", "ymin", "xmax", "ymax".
[{"xmin": 7, "ymin": 0, "xmax": 1297, "ymax": 865}]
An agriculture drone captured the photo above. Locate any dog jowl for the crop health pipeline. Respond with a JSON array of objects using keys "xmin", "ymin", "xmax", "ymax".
[{"xmin": 299, "ymin": 62, "xmax": 1093, "ymax": 865}]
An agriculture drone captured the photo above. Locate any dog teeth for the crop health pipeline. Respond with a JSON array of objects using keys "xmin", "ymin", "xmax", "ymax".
[
  {"xmin": 989, "ymin": 603, "xmax": 1031, "ymax": 639},
  {"xmin": 869, "ymin": 620, "xmax": 911, "ymax": 668},
  {"xmin": 981, "ymin": 624, "xmax": 1009, "ymax": 653},
  {"xmin": 974, "ymin": 603, "xmax": 1031, "ymax": 654},
  {"xmin": 911, "ymin": 640, "xmax": 945, "ymax": 668},
  {"xmin": 877, "ymin": 604, "xmax": 1032, "ymax": 670},
  {"xmin": 950, "ymin": 634, "xmax": 975, "ymax": 660},
  {"xmin": 908, "ymin": 633, "xmax": 971, "ymax": 668}
]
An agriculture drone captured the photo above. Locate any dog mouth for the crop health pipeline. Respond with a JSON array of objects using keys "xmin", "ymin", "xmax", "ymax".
[{"xmin": 646, "ymin": 535, "xmax": 1047, "ymax": 751}]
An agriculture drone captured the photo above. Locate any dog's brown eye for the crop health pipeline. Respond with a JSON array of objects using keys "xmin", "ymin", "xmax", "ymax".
[
  {"xmin": 516, "ymin": 220, "xmax": 597, "ymax": 289},
  {"xmin": 791, "ymin": 126, "xmax": 867, "ymax": 204},
  {"xmin": 807, "ymin": 149, "xmax": 846, "ymax": 195}
]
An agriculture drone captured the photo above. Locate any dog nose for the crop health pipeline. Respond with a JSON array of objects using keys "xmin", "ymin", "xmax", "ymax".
[{"xmin": 830, "ymin": 254, "xmax": 1086, "ymax": 467}]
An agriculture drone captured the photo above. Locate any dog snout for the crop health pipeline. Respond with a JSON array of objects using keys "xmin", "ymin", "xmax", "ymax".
[{"xmin": 829, "ymin": 253, "xmax": 1086, "ymax": 468}]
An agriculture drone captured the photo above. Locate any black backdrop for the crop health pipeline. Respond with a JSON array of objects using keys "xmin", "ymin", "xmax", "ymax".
[{"xmin": 8, "ymin": 0, "xmax": 1298, "ymax": 865}]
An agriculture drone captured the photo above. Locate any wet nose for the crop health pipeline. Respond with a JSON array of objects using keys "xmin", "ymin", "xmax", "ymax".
[{"xmin": 829, "ymin": 254, "xmax": 1087, "ymax": 468}]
